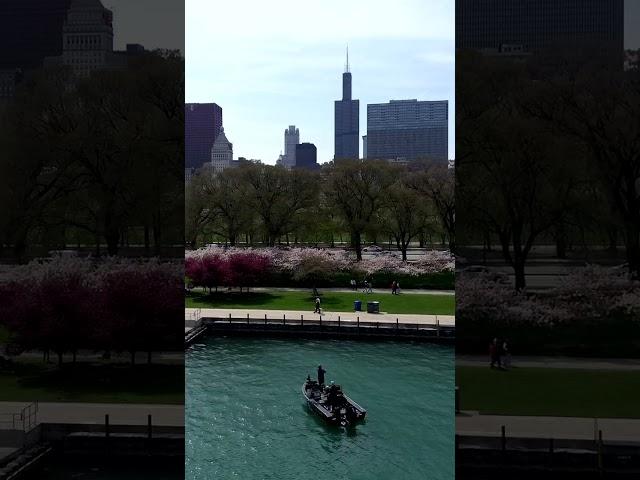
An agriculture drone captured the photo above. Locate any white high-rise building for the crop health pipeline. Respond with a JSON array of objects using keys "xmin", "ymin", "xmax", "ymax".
[
  {"xmin": 211, "ymin": 128, "xmax": 233, "ymax": 173},
  {"xmin": 283, "ymin": 125, "xmax": 299, "ymax": 169},
  {"xmin": 61, "ymin": 0, "xmax": 114, "ymax": 77}
]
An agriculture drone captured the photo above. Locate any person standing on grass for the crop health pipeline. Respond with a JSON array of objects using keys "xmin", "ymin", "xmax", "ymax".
[
  {"xmin": 502, "ymin": 339, "xmax": 511, "ymax": 369},
  {"xmin": 350, "ymin": 279, "xmax": 357, "ymax": 290},
  {"xmin": 391, "ymin": 280, "xmax": 397, "ymax": 295},
  {"xmin": 314, "ymin": 296, "xmax": 321, "ymax": 314},
  {"xmin": 489, "ymin": 338, "xmax": 498, "ymax": 368}
]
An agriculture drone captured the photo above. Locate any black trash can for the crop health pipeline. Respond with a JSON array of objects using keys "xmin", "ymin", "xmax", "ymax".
[{"xmin": 366, "ymin": 301, "xmax": 380, "ymax": 314}]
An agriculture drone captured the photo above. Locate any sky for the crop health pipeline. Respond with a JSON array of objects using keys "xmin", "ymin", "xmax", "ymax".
[
  {"xmin": 103, "ymin": 0, "xmax": 637, "ymax": 165},
  {"xmin": 626, "ymin": 0, "xmax": 640, "ymax": 49},
  {"xmin": 185, "ymin": 0, "xmax": 455, "ymax": 164},
  {"xmin": 104, "ymin": 0, "xmax": 185, "ymax": 52}
]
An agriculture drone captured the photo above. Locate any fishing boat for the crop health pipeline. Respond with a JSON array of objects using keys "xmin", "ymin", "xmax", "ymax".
[{"xmin": 302, "ymin": 377, "xmax": 366, "ymax": 428}]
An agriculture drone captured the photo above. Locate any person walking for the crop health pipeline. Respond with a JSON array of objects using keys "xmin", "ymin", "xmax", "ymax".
[
  {"xmin": 365, "ymin": 278, "xmax": 373, "ymax": 294},
  {"xmin": 314, "ymin": 296, "xmax": 321, "ymax": 314},
  {"xmin": 391, "ymin": 280, "xmax": 397, "ymax": 295},
  {"xmin": 350, "ymin": 279, "xmax": 357, "ymax": 290}
]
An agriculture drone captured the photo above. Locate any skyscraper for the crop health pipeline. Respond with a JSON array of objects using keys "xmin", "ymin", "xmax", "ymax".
[
  {"xmin": 456, "ymin": 0, "xmax": 624, "ymax": 55},
  {"xmin": 334, "ymin": 48, "xmax": 359, "ymax": 160},
  {"xmin": 60, "ymin": 0, "xmax": 114, "ymax": 77},
  {"xmin": 366, "ymin": 99, "xmax": 448, "ymax": 162},
  {"xmin": 211, "ymin": 127, "xmax": 233, "ymax": 173},
  {"xmin": 283, "ymin": 125, "xmax": 300, "ymax": 169},
  {"xmin": 294, "ymin": 143, "xmax": 319, "ymax": 171},
  {"xmin": 185, "ymin": 103, "xmax": 223, "ymax": 171},
  {"xmin": 0, "ymin": 0, "xmax": 72, "ymax": 70}
]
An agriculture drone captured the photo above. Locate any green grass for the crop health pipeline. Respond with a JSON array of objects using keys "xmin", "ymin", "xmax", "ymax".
[
  {"xmin": 185, "ymin": 290, "xmax": 455, "ymax": 315},
  {"xmin": 0, "ymin": 363, "xmax": 184, "ymax": 404},
  {"xmin": 0, "ymin": 326, "xmax": 9, "ymax": 344},
  {"xmin": 457, "ymin": 366, "xmax": 640, "ymax": 418}
]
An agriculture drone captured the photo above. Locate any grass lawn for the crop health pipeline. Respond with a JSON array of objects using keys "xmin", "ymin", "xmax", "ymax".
[
  {"xmin": 457, "ymin": 366, "xmax": 640, "ymax": 418},
  {"xmin": 185, "ymin": 290, "xmax": 455, "ymax": 315},
  {"xmin": 0, "ymin": 326, "xmax": 9, "ymax": 344},
  {"xmin": 0, "ymin": 362, "xmax": 184, "ymax": 404}
]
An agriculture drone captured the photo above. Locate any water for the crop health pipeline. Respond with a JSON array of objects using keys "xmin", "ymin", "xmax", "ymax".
[
  {"xmin": 186, "ymin": 337, "xmax": 454, "ymax": 480},
  {"xmin": 26, "ymin": 456, "xmax": 183, "ymax": 479}
]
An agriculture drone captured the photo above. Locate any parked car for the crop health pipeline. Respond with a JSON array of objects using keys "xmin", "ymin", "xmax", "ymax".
[{"xmin": 460, "ymin": 265, "xmax": 510, "ymax": 283}]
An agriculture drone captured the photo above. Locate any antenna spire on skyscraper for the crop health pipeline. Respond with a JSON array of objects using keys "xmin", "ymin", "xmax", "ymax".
[{"xmin": 345, "ymin": 45, "xmax": 349, "ymax": 73}]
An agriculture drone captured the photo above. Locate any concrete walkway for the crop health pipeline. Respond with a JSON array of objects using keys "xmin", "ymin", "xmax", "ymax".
[
  {"xmin": 0, "ymin": 402, "xmax": 184, "ymax": 427},
  {"xmin": 246, "ymin": 287, "xmax": 455, "ymax": 295},
  {"xmin": 186, "ymin": 308, "xmax": 455, "ymax": 330},
  {"xmin": 457, "ymin": 411, "xmax": 640, "ymax": 442},
  {"xmin": 457, "ymin": 355, "xmax": 640, "ymax": 371}
]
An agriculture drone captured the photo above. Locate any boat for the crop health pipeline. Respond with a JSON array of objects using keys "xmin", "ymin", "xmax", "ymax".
[{"xmin": 302, "ymin": 377, "xmax": 366, "ymax": 428}]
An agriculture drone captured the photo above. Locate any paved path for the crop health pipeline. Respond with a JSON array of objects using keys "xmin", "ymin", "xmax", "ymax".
[
  {"xmin": 248, "ymin": 287, "xmax": 455, "ymax": 295},
  {"xmin": 457, "ymin": 355, "xmax": 640, "ymax": 371},
  {"xmin": 457, "ymin": 411, "xmax": 640, "ymax": 442},
  {"xmin": 0, "ymin": 402, "xmax": 184, "ymax": 427},
  {"xmin": 186, "ymin": 308, "xmax": 455, "ymax": 332}
]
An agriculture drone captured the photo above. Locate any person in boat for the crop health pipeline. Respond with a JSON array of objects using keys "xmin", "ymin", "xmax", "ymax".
[{"xmin": 317, "ymin": 365, "xmax": 326, "ymax": 385}]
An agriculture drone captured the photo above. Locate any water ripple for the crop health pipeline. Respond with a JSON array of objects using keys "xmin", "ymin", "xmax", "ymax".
[{"xmin": 187, "ymin": 338, "xmax": 454, "ymax": 480}]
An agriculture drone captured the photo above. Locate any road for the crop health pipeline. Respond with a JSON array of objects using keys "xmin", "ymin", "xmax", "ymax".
[
  {"xmin": 457, "ymin": 412, "xmax": 640, "ymax": 442},
  {"xmin": 0, "ymin": 402, "xmax": 184, "ymax": 427}
]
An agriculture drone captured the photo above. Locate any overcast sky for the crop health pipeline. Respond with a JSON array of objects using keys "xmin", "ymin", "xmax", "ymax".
[{"xmin": 185, "ymin": 0, "xmax": 455, "ymax": 164}]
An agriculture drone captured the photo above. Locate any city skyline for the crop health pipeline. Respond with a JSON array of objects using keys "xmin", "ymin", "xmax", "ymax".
[{"xmin": 185, "ymin": 0, "xmax": 455, "ymax": 164}]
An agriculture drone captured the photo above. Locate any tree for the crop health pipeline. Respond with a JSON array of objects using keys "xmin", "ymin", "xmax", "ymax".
[
  {"xmin": 382, "ymin": 179, "xmax": 426, "ymax": 261},
  {"xmin": 409, "ymin": 163, "xmax": 455, "ymax": 252},
  {"xmin": 457, "ymin": 52, "xmax": 578, "ymax": 290},
  {"xmin": 326, "ymin": 160, "xmax": 396, "ymax": 260},
  {"xmin": 243, "ymin": 164, "xmax": 319, "ymax": 246},
  {"xmin": 185, "ymin": 173, "xmax": 215, "ymax": 248},
  {"xmin": 206, "ymin": 168, "xmax": 254, "ymax": 246},
  {"xmin": 227, "ymin": 252, "xmax": 272, "ymax": 292},
  {"xmin": 531, "ymin": 58, "xmax": 640, "ymax": 277}
]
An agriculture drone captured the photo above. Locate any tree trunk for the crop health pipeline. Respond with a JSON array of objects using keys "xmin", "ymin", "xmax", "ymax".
[
  {"xmin": 131, "ymin": 351, "xmax": 136, "ymax": 366},
  {"xmin": 147, "ymin": 351, "xmax": 152, "ymax": 364},
  {"xmin": 58, "ymin": 352, "xmax": 63, "ymax": 368},
  {"xmin": 105, "ymin": 229, "xmax": 119, "ymax": 256},
  {"xmin": 624, "ymin": 222, "xmax": 640, "ymax": 280},
  {"xmin": 607, "ymin": 227, "xmax": 618, "ymax": 253},
  {"xmin": 555, "ymin": 236, "xmax": 567, "ymax": 259},
  {"xmin": 352, "ymin": 231, "xmax": 363, "ymax": 261},
  {"xmin": 513, "ymin": 258, "xmax": 526, "ymax": 292},
  {"xmin": 144, "ymin": 225, "xmax": 151, "ymax": 256}
]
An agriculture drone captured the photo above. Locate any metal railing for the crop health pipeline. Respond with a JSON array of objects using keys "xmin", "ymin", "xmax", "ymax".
[
  {"xmin": 0, "ymin": 402, "xmax": 38, "ymax": 431},
  {"xmin": 185, "ymin": 308, "xmax": 201, "ymax": 321},
  {"xmin": 201, "ymin": 314, "xmax": 454, "ymax": 338}
]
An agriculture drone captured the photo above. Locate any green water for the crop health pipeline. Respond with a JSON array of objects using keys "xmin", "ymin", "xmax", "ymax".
[
  {"xmin": 26, "ymin": 457, "xmax": 183, "ymax": 479},
  {"xmin": 186, "ymin": 337, "xmax": 454, "ymax": 480}
]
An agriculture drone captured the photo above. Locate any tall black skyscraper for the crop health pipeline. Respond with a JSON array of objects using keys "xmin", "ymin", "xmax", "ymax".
[
  {"xmin": 456, "ymin": 0, "xmax": 624, "ymax": 55},
  {"xmin": 334, "ymin": 48, "xmax": 359, "ymax": 160},
  {"xmin": 0, "ymin": 0, "xmax": 72, "ymax": 69}
]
